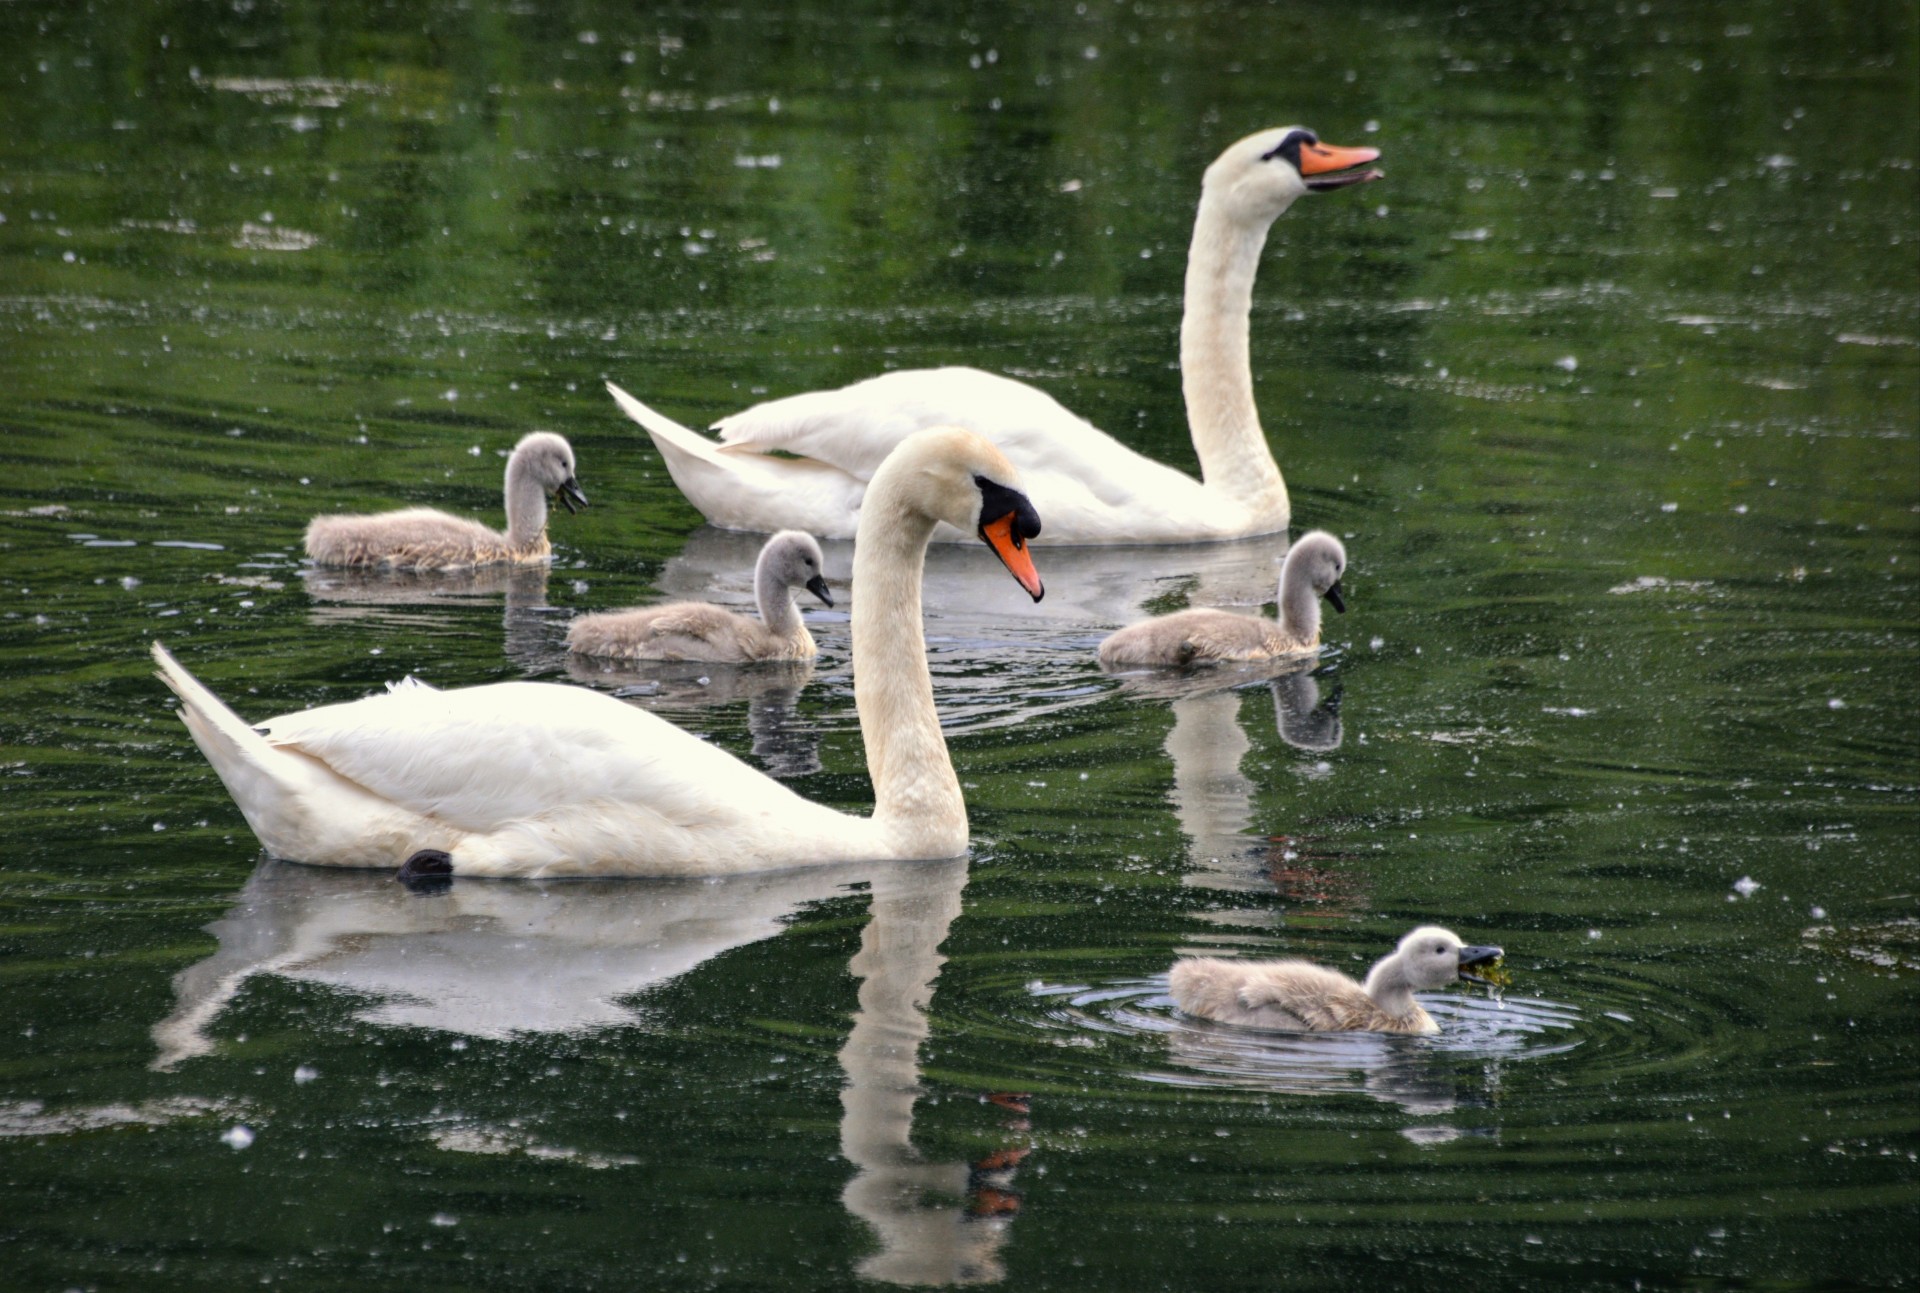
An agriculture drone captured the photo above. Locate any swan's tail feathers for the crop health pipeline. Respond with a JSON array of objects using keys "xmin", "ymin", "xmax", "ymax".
[
  {"xmin": 606, "ymin": 381, "xmax": 724, "ymax": 458},
  {"xmin": 151, "ymin": 641, "xmax": 294, "ymax": 826},
  {"xmin": 605, "ymin": 380, "xmax": 863, "ymax": 537},
  {"xmin": 605, "ymin": 381, "xmax": 744, "ymax": 527}
]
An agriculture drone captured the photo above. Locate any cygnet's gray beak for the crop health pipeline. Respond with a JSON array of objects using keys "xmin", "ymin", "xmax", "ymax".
[
  {"xmin": 1456, "ymin": 944, "xmax": 1504, "ymax": 984},
  {"xmin": 1323, "ymin": 580, "xmax": 1347, "ymax": 614},
  {"xmin": 556, "ymin": 477, "xmax": 589, "ymax": 514},
  {"xmin": 805, "ymin": 573, "xmax": 834, "ymax": 609}
]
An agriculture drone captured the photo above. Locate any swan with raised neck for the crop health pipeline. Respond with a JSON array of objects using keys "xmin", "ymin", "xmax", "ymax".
[
  {"xmin": 1170, "ymin": 926, "xmax": 1506, "ymax": 1034},
  {"xmin": 1097, "ymin": 530, "xmax": 1347, "ymax": 668},
  {"xmin": 304, "ymin": 431, "xmax": 588, "ymax": 570},
  {"xmin": 154, "ymin": 427, "xmax": 1043, "ymax": 878},
  {"xmin": 607, "ymin": 125, "xmax": 1381, "ymax": 545},
  {"xmin": 566, "ymin": 530, "xmax": 833, "ymax": 663}
]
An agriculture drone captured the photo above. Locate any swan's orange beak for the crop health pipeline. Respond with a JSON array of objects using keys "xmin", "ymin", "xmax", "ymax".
[
  {"xmin": 981, "ymin": 514, "xmax": 1044, "ymax": 602},
  {"xmin": 1300, "ymin": 141, "xmax": 1383, "ymax": 192}
]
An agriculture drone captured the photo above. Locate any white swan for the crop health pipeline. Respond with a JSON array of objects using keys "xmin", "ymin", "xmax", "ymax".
[
  {"xmin": 608, "ymin": 125, "xmax": 1382, "ymax": 544},
  {"xmin": 566, "ymin": 529, "xmax": 833, "ymax": 663},
  {"xmin": 153, "ymin": 426, "xmax": 1044, "ymax": 879},
  {"xmin": 1098, "ymin": 530, "xmax": 1346, "ymax": 668},
  {"xmin": 1170, "ymin": 926, "xmax": 1505, "ymax": 1034},
  {"xmin": 304, "ymin": 431, "xmax": 588, "ymax": 570}
]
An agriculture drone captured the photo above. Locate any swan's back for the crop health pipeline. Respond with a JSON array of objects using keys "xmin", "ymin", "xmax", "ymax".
[
  {"xmin": 714, "ymin": 367, "xmax": 1223, "ymax": 536},
  {"xmin": 1099, "ymin": 607, "xmax": 1301, "ymax": 668},
  {"xmin": 714, "ymin": 367, "xmax": 1104, "ymax": 476},
  {"xmin": 254, "ymin": 680, "xmax": 855, "ymax": 875},
  {"xmin": 566, "ymin": 603, "xmax": 805, "ymax": 663},
  {"xmin": 1170, "ymin": 955, "xmax": 1430, "ymax": 1033},
  {"xmin": 305, "ymin": 507, "xmax": 540, "ymax": 571}
]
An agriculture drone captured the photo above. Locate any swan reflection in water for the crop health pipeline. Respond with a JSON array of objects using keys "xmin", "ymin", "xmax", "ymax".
[
  {"xmin": 153, "ymin": 857, "xmax": 1026, "ymax": 1285},
  {"xmin": 1124, "ymin": 662, "xmax": 1355, "ymax": 922},
  {"xmin": 657, "ymin": 525, "xmax": 1292, "ymax": 633}
]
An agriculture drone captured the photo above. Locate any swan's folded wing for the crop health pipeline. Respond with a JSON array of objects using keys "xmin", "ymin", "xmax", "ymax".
[
  {"xmin": 259, "ymin": 681, "xmax": 799, "ymax": 831},
  {"xmin": 1236, "ymin": 963, "xmax": 1374, "ymax": 1031},
  {"xmin": 713, "ymin": 366, "xmax": 1097, "ymax": 478},
  {"xmin": 634, "ymin": 604, "xmax": 740, "ymax": 646}
]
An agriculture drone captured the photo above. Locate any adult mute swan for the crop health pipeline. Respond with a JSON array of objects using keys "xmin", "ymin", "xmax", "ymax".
[
  {"xmin": 153, "ymin": 426, "xmax": 1044, "ymax": 879},
  {"xmin": 1170, "ymin": 926, "xmax": 1505, "ymax": 1034},
  {"xmin": 566, "ymin": 530, "xmax": 833, "ymax": 663},
  {"xmin": 607, "ymin": 125, "xmax": 1381, "ymax": 544},
  {"xmin": 1097, "ymin": 530, "xmax": 1346, "ymax": 668},
  {"xmin": 304, "ymin": 431, "xmax": 588, "ymax": 570}
]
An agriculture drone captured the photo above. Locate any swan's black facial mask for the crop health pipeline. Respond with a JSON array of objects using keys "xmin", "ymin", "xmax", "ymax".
[
  {"xmin": 1263, "ymin": 128, "xmax": 1384, "ymax": 192},
  {"xmin": 974, "ymin": 476, "xmax": 1044, "ymax": 602},
  {"xmin": 556, "ymin": 477, "xmax": 589, "ymax": 514}
]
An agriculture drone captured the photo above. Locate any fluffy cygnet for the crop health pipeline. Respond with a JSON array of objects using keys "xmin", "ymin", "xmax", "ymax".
[
  {"xmin": 305, "ymin": 431, "xmax": 587, "ymax": 570},
  {"xmin": 566, "ymin": 530, "xmax": 833, "ymax": 663},
  {"xmin": 1169, "ymin": 925, "xmax": 1504, "ymax": 1034},
  {"xmin": 1098, "ymin": 530, "xmax": 1347, "ymax": 669}
]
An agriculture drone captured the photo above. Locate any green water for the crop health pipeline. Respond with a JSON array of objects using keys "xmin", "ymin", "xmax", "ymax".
[{"xmin": 2, "ymin": 1, "xmax": 1916, "ymax": 1288}]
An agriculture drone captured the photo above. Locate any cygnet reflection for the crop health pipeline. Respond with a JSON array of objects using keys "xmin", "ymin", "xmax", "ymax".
[
  {"xmin": 563, "ymin": 655, "xmax": 823, "ymax": 778},
  {"xmin": 301, "ymin": 562, "xmax": 563, "ymax": 674},
  {"xmin": 1159, "ymin": 985, "xmax": 1580, "ymax": 1116},
  {"xmin": 152, "ymin": 856, "xmax": 1021, "ymax": 1286},
  {"xmin": 1163, "ymin": 1018, "xmax": 1483, "ymax": 1116}
]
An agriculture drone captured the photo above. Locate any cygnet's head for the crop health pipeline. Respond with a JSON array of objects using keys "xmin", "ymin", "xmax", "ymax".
[
  {"xmin": 1284, "ymin": 529, "xmax": 1349, "ymax": 614},
  {"xmin": 1390, "ymin": 926, "xmax": 1505, "ymax": 991},
  {"xmin": 510, "ymin": 431, "xmax": 589, "ymax": 513},
  {"xmin": 760, "ymin": 530, "xmax": 833, "ymax": 608},
  {"xmin": 1204, "ymin": 126, "xmax": 1383, "ymax": 224}
]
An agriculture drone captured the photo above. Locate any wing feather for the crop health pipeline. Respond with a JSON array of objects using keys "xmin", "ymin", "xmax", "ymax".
[{"xmin": 261, "ymin": 682, "xmax": 806, "ymax": 833}]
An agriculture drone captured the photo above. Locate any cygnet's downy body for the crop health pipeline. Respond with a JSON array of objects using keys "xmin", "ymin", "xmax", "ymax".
[
  {"xmin": 305, "ymin": 431, "xmax": 587, "ymax": 571},
  {"xmin": 1098, "ymin": 530, "xmax": 1347, "ymax": 669},
  {"xmin": 1169, "ymin": 926, "xmax": 1504, "ymax": 1034},
  {"xmin": 566, "ymin": 530, "xmax": 833, "ymax": 664}
]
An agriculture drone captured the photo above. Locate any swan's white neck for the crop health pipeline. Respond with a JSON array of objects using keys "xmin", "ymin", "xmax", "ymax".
[
  {"xmin": 1180, "ymin": 190, "xmax": 1292, "ymax": 519},
  {"xmin": 502, "ymin": 454, "xmax": 549, "ymax": 549},
  {"xmin": 1362, "ymin": 949, "xmax": 1420, "ymax": 1019},
  {"xmin": 1277, "ymin": 555, "xmax": 1322, "ymax": 644},
  {"xmin": 852, "ymin": 490, "xmax": 967, "ymax": 858},
  {"xmin": 755, "ymin": 558, "xmax": 801, "ymax": 639}
]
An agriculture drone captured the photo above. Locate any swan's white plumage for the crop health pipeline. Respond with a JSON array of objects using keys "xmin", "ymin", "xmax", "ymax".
[
  {"xmin": 610, "ymin": 124, "xmax": 1381, "ymax": 545},
  {"xmin": 155, "ymin": 426, "xmax": 1042, "ymax": 878}
]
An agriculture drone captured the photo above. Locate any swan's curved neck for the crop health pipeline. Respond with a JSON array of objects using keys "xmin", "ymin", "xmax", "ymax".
[
  {"xmin": 502, "ymin": 455, "xmax": 549, "ymax": 549},
  {"xmin": 1362, "ymin": 950, "xmax": 1420, "ymax": 1019},
  {"xmin": 1277, "ymin": 556, "xmax": 1321, "ymax": 644},
  {"xmin": 1181, "ymin": 192, "xmax": 1290, "ymax": 515},
  {"xmin": 756, "ymin": 560, "xmax": 801, "ymax": 638},
  {"xmin": 852, "ymin": 494, "xmax": 966, "ymax": 856}
]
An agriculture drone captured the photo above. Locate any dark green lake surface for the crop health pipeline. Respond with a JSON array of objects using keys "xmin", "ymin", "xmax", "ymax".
[{"xmin": 2, "ymin": 2, "xmax": 1916, "ymax": 1288}]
